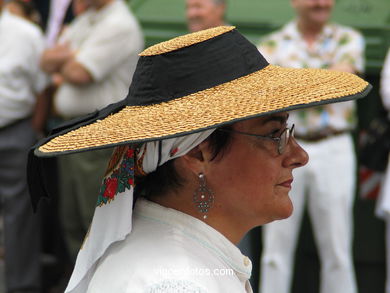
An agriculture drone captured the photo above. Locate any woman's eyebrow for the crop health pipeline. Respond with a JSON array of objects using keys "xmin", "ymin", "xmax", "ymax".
[{"xmin": 261, "ymin": 114, "xmax": 289, "ymax": 125}]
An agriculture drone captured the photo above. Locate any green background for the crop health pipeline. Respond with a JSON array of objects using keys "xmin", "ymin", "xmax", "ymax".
[{"xmin": 130, "ymin": 0, "xmax": 390, "ymax": 74}]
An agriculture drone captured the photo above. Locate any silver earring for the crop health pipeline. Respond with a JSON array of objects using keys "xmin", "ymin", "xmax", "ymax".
[{"xmin": 193, "ymin": 173, "xmax": 214, "ymax": 220}]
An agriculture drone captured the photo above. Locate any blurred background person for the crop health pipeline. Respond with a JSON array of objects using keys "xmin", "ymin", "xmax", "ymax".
[
  {"xmin": 49, "ymin": 0, "xmax": 90, "ymax": 88},
  {"xmin": 379, "ymin": 48, "xmax": 390, "ymax": 110},
  {"xmin": 45, "ymin": 0, "xmax": 71, "ymax": 47},
  {"xmin": 4, "ymin": 0, "xmax": 41, "ymax": 24},
  {"xmin": 186, "ymin": 0, "xmax": 226, "ymax": 32},
  {"xmin": 258, "ymin": 0, "xmax": 365, "ymax": 293},
  {"xmin": 40, "ymin": 0, "xmax": 144, "ymax": 268},
  {"xmin": 71, "ymin": 0, "xmax": 89, "ymax": 17},
  {"xmin": 0, "ymin": 0, "xmax": 49, "ymax": 291},
  {"xmin": 376, "ymin": 47, "xmax": 390, "ymax": 293},
  {"xmin": 45, "ymin": 0, "xmax": 88, "ymax": 48}
]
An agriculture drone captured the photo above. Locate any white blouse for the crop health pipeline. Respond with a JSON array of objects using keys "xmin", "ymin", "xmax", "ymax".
[
  {"xmin": 0, "ymin": 10, "xmax": 49, "ymax": 127},
  {"xmin": 86, "ymin": 199, "xmax": 253, "ymax": 293}
]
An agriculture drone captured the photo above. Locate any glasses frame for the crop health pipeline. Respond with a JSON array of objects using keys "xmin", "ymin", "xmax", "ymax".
[{"xmin": 218, "ymin": 124, "xmax": 295, "ymax": 155}]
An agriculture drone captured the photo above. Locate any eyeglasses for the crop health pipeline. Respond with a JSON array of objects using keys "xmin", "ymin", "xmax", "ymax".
[{"xmin": 219, "ymin": 124, "xmax": 295, "ymax": 155}]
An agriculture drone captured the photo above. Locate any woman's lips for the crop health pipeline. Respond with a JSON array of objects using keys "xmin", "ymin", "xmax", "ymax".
[{"xmin": 279, "ymin": 179, "xmax": 293, "ymax": 188}]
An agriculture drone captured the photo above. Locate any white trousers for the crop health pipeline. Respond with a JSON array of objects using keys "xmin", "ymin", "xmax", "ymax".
[
  {"xmin": 260, "ymin": 133, "xmax": 357, "ymax": 293},
  {"xmin": 385, "ymin": 216, "xmax": 390, "ymax": 293},
  {"xmin": 376, "ymin": 157, "xmax": 390, "ymax": 293}
]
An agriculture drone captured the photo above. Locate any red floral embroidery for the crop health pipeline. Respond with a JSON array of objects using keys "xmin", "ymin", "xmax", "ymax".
[
  {"xmin": 127, "ymin": 148, "xmax": 134, "ymax": 157},
  {"xmin": 103, "ymin": 178, "xmax": 118, "ymax": 199},
  {"xmin": 170, "ymin": 147, "xmax": 179, "ymax": 157},
  {"xmin": 97, "ymin": 145, "xmax": 135, "ymax": 207}
]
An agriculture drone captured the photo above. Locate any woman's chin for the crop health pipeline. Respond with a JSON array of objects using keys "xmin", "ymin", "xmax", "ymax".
[{"xmin": 275, "ymin": 201, "xmax": 294, "ymax": 221}]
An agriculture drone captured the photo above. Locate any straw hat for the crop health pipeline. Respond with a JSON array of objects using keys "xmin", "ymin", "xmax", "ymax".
[{"xmin": 34, "ymin": 26, "xmax": 371, "ymax": 157}]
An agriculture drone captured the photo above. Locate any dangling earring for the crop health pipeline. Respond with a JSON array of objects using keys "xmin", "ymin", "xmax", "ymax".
[{"xmin": 193, "ymin": 173, "xmax": 214, "ymax": 220}]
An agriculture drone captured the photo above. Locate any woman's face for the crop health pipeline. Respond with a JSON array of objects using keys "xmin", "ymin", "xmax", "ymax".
[{"xmin": 205, "ymin": 112, "xmax": 308, "ymax": 228}]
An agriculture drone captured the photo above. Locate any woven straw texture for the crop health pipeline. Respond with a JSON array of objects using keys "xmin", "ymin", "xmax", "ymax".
[
  {"xmin": 140, "ymin": 26, "xmax": 235, "ymax": 56},
  {"xmin": 39, "ymin": 64, "xmax": 368, "ymax": 154}
]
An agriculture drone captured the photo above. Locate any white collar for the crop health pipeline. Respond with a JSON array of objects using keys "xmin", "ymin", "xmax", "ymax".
[
  {"xmin": 284, "ymin": 20, "xmax": 335, "ymax": 42},
  {"xmin": 134, "ymin": 198, "xmax": 252, "ymax": 280}
]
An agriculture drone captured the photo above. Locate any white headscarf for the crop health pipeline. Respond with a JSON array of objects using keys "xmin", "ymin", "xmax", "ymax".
[{"xmin": 65, "ymin": 129, "xmax": 215, "ymax": 293}]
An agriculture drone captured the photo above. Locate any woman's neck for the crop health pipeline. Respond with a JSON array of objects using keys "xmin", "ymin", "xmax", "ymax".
[{"xmin": 149, "ymin": 190, "xmax": 252, "ymax": 245}]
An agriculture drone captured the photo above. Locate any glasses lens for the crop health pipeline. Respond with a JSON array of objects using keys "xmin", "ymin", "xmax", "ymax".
[
  {"xmin": 279, "ymin": 125, "xmax": 294, "ymax": 154},
  {"xmin": 279, "ymin": 130, "xmax": 287, "ymax": 154}
]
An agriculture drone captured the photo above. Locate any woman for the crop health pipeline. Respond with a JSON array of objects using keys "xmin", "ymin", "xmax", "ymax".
[{"xmin": 28, "ymin": 26, "xmax": 371, "ymax": 292}]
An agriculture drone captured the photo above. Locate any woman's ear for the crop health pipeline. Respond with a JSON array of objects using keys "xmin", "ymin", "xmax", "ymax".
[{"xmin": 179, "ymin": 140, "xmax": 212, "ymax": 176}]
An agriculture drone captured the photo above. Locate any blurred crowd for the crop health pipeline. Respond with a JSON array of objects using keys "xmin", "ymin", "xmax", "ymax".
[{"xmin": 0, "ymin": 0, "xmax": 388, "ymax": 292}]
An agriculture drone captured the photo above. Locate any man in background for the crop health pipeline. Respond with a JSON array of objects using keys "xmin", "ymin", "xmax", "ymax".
[
  {"xmin": 45, "ymin": 0, "xmax": 71, "ymax": 47},
  {"xmin": 186, "ymin": 0, "xmax": 267, "ymax": 289},
  {"xmin": 186, "ymin": 0, "xmax": 226, "ymax": 32},
  {"xmin": 0, "ymin": 0, "xmax": 49, "ymax": 291},
  {"xmin": 258, "ymin": 0, "xmax": 364, "ymax": 293},
  {"xmin": 40, "ymin": 0, "xmax": 143, "ymax": 264}
]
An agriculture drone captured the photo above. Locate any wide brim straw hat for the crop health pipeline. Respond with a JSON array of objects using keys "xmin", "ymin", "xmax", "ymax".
[{"xmin": 34, "ymin": 26, "xmax": 371, "ymax": 157}]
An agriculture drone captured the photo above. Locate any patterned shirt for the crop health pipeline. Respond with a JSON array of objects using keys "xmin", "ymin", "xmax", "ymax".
[{"xmin": 257, "ymin": 21, "xmax": 365, "ymax": 136}]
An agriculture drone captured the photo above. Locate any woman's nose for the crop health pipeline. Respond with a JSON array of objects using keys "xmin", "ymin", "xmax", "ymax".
[{"xmin": 284, "ymin": 137, "xmax": 309, "ymax": 168}]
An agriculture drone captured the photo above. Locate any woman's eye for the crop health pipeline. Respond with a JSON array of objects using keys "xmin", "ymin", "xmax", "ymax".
[
  {"xmin": 267, "ymin": 123, "xmax": 289, "ymax": 138},
  {"xmin": 268, "ymin": 128, "xmax": 282, "ymax": 138}
]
